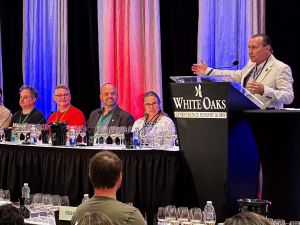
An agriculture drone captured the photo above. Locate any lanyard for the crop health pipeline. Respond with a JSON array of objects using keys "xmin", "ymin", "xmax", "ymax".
[
  {"xmin": 19, "ymin": 110, "xmax": 33, "ymax": 124},
  {"xmin": 55, "ymin": 107, "xmax": 70, "ymax": 123},
  {"xmin": 253, "ymin": 57, "xmax": 269, "ymax": 81}
]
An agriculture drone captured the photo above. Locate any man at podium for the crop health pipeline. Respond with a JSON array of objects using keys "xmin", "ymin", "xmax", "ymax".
[{"xmin": 191, "ymin": 33, "xmax": 294, "ymax": 109}]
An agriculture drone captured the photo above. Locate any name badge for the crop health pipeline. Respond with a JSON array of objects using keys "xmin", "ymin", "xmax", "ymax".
[{"xmin": 59, "ymin": 206, "xmax": 77, "ymax": 221}]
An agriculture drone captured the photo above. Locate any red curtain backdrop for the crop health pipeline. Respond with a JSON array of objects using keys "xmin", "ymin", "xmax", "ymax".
[{"xmin": 98, "ymin": 0, "xmax": 162, "ymax": 119}]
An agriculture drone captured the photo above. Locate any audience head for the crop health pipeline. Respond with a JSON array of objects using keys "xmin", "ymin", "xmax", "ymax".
[
  {"xmin": 143, "ymin": 91, "xmax": 161, "ymax": 117},
  {"xmin": 54, "ymin": 84, "xmax": 71, "ymax": 110},
  {"xmin": 224, "ymin": 212, "xmax": 272, "ymax": 225},
  {"xmin": 19, "ymin": 85, "xmax": 38, "ymax": 110},
  {"xmin": 248, "ymin": 33, "xmax": 273, "ymax": 64},
  {"xmin": 100, "ymin": 83, "xmax": 118, "ymax": 110},
  {"xmin": 76, "ymin": 212, "xmax": 113, "ymax": 225},
  {"xmin": 89, "ymin": 151, "xmax": 123, "ymax": 190},
  {"xmin": 0, "ymin": 204, "xmax": 24, "ymax": 225}
]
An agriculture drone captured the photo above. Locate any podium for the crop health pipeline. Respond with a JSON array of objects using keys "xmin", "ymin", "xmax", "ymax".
[{"xmin": 170, "ymin": 76, "xmax": 261, "ymax": 221}]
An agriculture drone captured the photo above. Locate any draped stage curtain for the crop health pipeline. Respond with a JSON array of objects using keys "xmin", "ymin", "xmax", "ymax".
[
  {"xmin": 0, "ymin": 0, "xmax": 23, "ymax": 113},
  {"xmin": 1, "ymin": 0, "xmax": 268, "ymax": 119},
  {"xmin": 197, "ymin": 0, "xmax": 265, "ymax": 69},
  {"xmin": 98, "ymin": 0, "xmax": 162, "ymax": 119},
  {"xmin": 23, "ymin": 0, "xmax": 68, "ymax": 119},
  {"xmin": 0, "ymin": 26, "xmax": 3, "ymax": 94}
]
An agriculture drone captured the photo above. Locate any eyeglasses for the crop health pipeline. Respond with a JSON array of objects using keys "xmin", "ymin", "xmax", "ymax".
[
  {"xmin": 55, "ymin": 93, "xmax": 70, "ymax": 98},
  {"xmin": 144, "ymin": 102, "xmax": 158, "ymax": 107}
]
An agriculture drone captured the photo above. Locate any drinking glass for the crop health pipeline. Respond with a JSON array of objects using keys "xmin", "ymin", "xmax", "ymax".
[
  {"xmin": 157, "ymin": 207, "xmax": 167, "ymax": 223},
  {"xmin": 177, "ymin": 207, "xmax": 189, "ymax": 223},
  {"xmin": 78, "ymin": 126, "xmax": 87, "ymax": 145},
  {"xmin": 116, "ymin": 126, "xmax": 127, "ymax": 146},
  {"xmin": 190, "ymin": 207, "xmax": 202, "ymax": 224},
  {"xmin": 0, "ymin": 129, "xmax": 4, "ymax": 142},
  {"xmin": 166, "ymin": 205, "xmax": 177, "ymax": 222},
  {"xmin": 0, "ymin": 189, "xmax": 3, "ymax": 200},
  {"xmin": 109, "ymin": 126, "xmax": 118, "ymax": 145},
  {"xmin": 61, "ymin": 196, "xmax": 70, "ymax": 206},
  {"xmin": 290, "ymin": 221, "xmax": 300, "ymax": 225},
  {"xmin": 98, "ymin": 126, "xmax": 109, "ymax": 145},
  {"xmin": 274, "ymin": 219, "xmax": 286, "ymax": 225},
  {"xmin": 2, "ymin": 190, "xmax": 10, "ymax": 201}
]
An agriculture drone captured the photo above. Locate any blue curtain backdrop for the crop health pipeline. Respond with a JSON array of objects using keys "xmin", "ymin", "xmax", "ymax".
[
  {"xmin": 23, "ymin": 0, "xmax": 68, "ymax": 119},
  {"xmin": 197, "ymin": 0, "xmax": 265, "ymax": 69}
]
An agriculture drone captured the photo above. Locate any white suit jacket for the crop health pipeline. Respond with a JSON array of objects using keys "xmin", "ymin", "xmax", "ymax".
[{"xmin": 206, "ymin": 55, "xmax": 294, "ymax": 109}]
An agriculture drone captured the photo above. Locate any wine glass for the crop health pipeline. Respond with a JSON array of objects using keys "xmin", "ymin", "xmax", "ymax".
[
  {"xmin": 79, "ymin": 126, "xmax": 87, "ymax": 145},
  {"xmin": 190, "ymin": 207, "xmax": 202, "ymax": 224},
  {"xmin": 109, "ymin": 126, "xmax": 117, "ymax": 145},
  {"xmin": 98, "ymin": 126, "xmax": 109, "ymax": 145},
  {"xmin": 0, "ymin": 129, "xmax": 4, "ymax": 142},
  {"xmin": 116, "ymin": 126, "xmax": 127, "ymax": 146},
  {"xmin": 2, "ymin": 190, "xmax": 10, "ymax": 202},
  {"xmin": 274, "ymin": 219, "xmax": 286, "ymax": 225},
  {"xmin": 165, "ymin": 205, "xmax": 177, "ymax": 222},
  {"xmin": 290, "ymin": 222, "xmax": 300, "ymax": 225},
  {"xmin": 177, "ymin": 207, "xmax": 189, "ymax": 223},
  {"xmin": 61, "ymin": 196, "xmax": 70, "ymax": 206},
  {"xmin": 157, "ymin": 207, "xmax": 167, "ymax": 223}
]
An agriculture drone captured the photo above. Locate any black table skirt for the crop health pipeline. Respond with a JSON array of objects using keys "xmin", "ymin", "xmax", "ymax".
[{"xmin": 0, "ymin": 143, "xmax": 182, "ymax": 214}]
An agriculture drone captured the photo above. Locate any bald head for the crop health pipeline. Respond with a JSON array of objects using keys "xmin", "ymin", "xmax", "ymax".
[{"xmin": 100, "ymin": 83, "xmax": 118, "ymax": 110}]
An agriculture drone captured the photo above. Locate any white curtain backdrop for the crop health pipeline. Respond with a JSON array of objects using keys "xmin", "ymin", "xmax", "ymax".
[
  {"xmin": 197, "ymin": 0, "xmax": 265, "ymax": 69},
  {"xmin": 98, "ymin": 0, "xmax": 162, "ymax": 119},
  {"xmin": 23, "ymin": 0, "xmax": 68, "ymax": 118}
]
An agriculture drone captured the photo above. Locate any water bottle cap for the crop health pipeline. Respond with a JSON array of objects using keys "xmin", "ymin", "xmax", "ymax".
[
  {"xmin": 24, "ymin": 183, "xmax": 28, "ymax": 186},
  {"xmin": 207, "ymin": 201, "xmax": 212, "ymax": 204}
]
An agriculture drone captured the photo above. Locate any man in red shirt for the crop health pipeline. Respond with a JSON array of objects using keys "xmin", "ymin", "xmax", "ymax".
[{"xmin": 47, "ymin": 85, "xmax": 86, "ymax": 126}]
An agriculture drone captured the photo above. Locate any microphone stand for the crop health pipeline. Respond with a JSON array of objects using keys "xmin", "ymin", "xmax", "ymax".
[{"xmin": 207, "ymin": 60, "xmax": 239, "ymax": 76}]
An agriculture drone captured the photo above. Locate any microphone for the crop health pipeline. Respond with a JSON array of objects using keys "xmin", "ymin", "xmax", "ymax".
[
  {"xmin": 207, "ymin": 60, "xmax": 239, "ymax": 75},
  {"xmin": 139, "ymin": 110, "xmax": 161, "ymax": 134}
]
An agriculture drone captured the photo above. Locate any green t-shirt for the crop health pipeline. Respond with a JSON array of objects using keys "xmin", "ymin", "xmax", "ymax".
[{"xmin": 71, "ymin": 196, "xmax": 146, "ymax": 225}]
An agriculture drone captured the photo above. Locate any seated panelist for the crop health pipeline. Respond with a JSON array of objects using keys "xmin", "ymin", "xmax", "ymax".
[
  {"xmin": 132, "ymin": 91, "xmax": 176, "ymax": 135},
  {"xmin": 47, "ymin": 84, "xmax": 86, "ymax": 126},
  {"xmin": 10, "ymin": 85, "xmax": 46, "ymax": 126}
]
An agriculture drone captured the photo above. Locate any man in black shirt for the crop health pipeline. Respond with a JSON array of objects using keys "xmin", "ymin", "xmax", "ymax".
[{"xmin": 10, "ymin": 85, "xmax": 46, "ymax": 126}]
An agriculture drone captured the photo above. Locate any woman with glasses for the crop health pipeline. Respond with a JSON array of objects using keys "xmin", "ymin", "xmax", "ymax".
[{"xmin": 132, "ymin": 91, "xmax": 176, "ymax": 139}]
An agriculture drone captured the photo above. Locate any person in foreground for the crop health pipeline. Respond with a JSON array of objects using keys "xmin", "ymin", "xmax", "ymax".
[
  {"xmin": 191, "ymin": 33, "xmax": 294, "ymax": 109},
  {"xmin": 86, "ymin": 83, "xmax": 134, "ymax": 130},
  {"xmin": 48, "ymin": 84, "xmax": 86, "ymax": 126},
  {"xmin": 0, "ymin": 204, "xmax": 24, "ymax": 225},
  {"xmin": 0, "ymin": 87, "xmax": 12, "ymax": 128},
  {"xmin": 71, "ymin": 151, "xmax": 146, "ymax": 225},
  {"xmin": 224, "ymin": 211, "xmax": 271, "ymax": 225},
  {"xmin": 76, "ymin": 212, "xmax": 113, "ymax": 225},
  {"xmin": 132, "ymin": 91, "xmax": 176, "ymax": 135},
  {"xmin": 10, "ymin": 85, "xmax": 46, "ymax": 126}
]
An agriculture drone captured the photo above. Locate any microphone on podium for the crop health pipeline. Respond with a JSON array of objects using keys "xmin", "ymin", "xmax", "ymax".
[{"xmin": 207, "ymin": 60, "xmax": 239, "ymax": 76}]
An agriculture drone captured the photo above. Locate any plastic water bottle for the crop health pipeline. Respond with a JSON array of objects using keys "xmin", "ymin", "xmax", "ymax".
[
  {"xmin": 203, "ymin": 201, "xmax": 216, "ymax": 225},
  {"xmin": 21, "ymin": 183, "xmax": 30, "ymax": 205},
  {"xmin": 30, "ymin": 125, "xmax": 37, "ymax": 144},
  {"xmin": 69, "ymin": 126, "xmax": 76, "ymax": 146},
  {"xmin": 82, "ymin": 194, "xmax": 90, "ymax": 203},
  {"xmin": 133, "ymin": 128, "xmax": 141, "ymax": 149}
]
